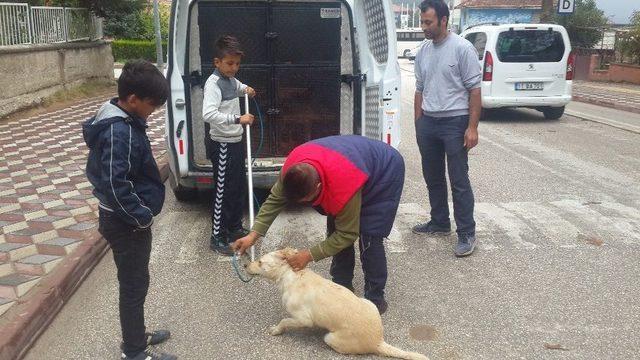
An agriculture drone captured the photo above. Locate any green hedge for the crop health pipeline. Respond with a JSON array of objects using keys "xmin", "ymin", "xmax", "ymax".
[{"xmin": 112, "ymin": 39, "xmax": 168, "ymax": 63}]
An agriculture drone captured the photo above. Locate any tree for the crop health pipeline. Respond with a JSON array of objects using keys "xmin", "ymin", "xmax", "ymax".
[
  {"xmin": 555, "ymin": 0, "xmax": 608, "ymax": 49},
  {"xmin": 540, "ymin": 0, "xmax": 555, "ymax": 23},
  {"xmin": 617, "ymin": 11, "xmax": 640, "ymax": 64}
]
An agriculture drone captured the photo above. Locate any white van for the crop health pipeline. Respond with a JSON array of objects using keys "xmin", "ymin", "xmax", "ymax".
[
  {"xmin": 164, "ymin": 0, "xmax": 402, "ymax": 200},
  {"xmin": 460, "ymin": 24, "xmax": 574, "ymax": 120}
]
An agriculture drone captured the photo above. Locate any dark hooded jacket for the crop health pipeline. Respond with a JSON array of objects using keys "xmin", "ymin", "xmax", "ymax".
[{"xmin": 83, "ymin": 99, "xmax": 165, "ymax": 228}]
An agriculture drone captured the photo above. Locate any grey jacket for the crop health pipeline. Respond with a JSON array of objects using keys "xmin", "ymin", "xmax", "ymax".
[{"xmin": 202, "ymin": 69, "xmax": 248, "ymax": 143}]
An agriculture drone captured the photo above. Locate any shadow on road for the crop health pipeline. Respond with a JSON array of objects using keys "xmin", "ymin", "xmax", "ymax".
[{"xmin": 481, "ymin": 108, "xmax": 561, "ymax": 124}]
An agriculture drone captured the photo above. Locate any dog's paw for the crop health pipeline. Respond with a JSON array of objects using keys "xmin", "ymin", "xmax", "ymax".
[{"xmin": 268, "ymin": 325, "xmax": 283, "ymax": 336}]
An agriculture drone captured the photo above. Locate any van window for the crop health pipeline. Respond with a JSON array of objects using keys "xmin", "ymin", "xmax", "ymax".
[
  {"xmin": 496, "ymin": 30, "xmax": 565, "ymax": 63},
  {"xmin": 464, "ymin": 32, "xmax": 487, "ymax": 60}
]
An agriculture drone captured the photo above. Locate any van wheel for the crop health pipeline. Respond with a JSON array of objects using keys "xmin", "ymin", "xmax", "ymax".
[
  {"xmin": 403, "ymin": 49, "xmax": 411, "ymax": 58},
  {"xmin": 169, "ymin": 172, "xmax": 198, "ymax": 201},
  {"xmin": 173, "ymin": 185, "xmax": 198, "ymax": 202},
  {"xmin": 542, "ymin": 106, "xmax": 565, "ymax": 120}
]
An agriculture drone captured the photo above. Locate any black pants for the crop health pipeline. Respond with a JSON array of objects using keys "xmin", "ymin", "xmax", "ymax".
[
  {"xmin": 208, "ymin": 140, "xmax": 246, "ymax": 236},
  {"xmin": 98, "ymin": 209, "xmax": 151, "ymax": 357},
  {"xmin": 327, "ymin": 218, "xmax": 388, "ymax": 303}
]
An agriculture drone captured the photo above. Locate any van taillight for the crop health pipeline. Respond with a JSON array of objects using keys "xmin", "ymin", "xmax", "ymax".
[
  {"xmin": 483, "ymin": 51, "xmax": 493, "ymax": 82},
  {"xmin": 566, "ymin": 51, "xmax": 576, "ymax": 80}
]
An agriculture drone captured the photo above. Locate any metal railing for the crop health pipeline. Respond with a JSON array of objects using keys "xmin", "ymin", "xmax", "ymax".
[
  {"xmin": 0, "ymin": 3, "xmax": 102, "ymax": 46},
  {"xmin": 0, "ymin": 3, "xmax": 31, "ymax": 46}
]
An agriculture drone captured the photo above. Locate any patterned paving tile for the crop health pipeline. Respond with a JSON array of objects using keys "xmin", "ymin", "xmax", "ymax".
[{"xmin": 0, "ymin": 95, "xmax": 167, "ymax": 312}]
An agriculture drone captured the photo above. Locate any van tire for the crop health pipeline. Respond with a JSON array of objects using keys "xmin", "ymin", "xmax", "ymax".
[
  {"xmin": 542, "ymin": 106, "xmax": 565, "ymax": 120},
  {"xmin": 403, "ymin": 49, "xmax": 411, "ymax": 58},
  {"xmin": 169, "ymin": 172, "xmax": 198, "ymax": 201},
  {"xmin": 173, "ymin": 185, "xmax": 198, "ymax": 202}
]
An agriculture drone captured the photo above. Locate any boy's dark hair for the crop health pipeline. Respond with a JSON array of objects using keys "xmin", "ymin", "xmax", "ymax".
[
  {"xmin": 282, "ymin": 163, "xmax": 319, "ymax": 203},
  {"xmin": 419, "ymin": 0, "xmax": 450, "ymax": 25},
  {"xmin": 117, "ymin": 60, "xmax": 169, "ymax": 106},
  {"xmin": 215, "ymin": 35, "xmax": 245, "ymax": 59}
]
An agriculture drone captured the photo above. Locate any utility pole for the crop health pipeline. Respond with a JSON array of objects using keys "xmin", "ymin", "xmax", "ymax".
[
  {"xmin": 153, "ymin": 0, "xmax": 164, "ymax": 69},
  {"xmin": 540, "ymin": 0, "xmax": 555, "ymax": 23}
]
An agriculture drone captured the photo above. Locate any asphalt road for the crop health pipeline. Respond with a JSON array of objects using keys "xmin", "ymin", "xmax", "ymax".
[{"xmin": 25, "ymin": 59, "xmax": 640, "ymax": 360}]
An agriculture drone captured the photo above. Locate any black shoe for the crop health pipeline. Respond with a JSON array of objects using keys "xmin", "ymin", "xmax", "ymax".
[
  {"xmin": 121, "ymin": 346, "xmax": 177, "ymax": 360},
  {"xmin": 371, "ymin": 299, "xmax": 388, "ymax": 315},
  {"xmin": 412, "ymin": 221, "xmax": 452, "ymax": 235},
  {"xmin": 227, "ymin": 227, "xmax": 249, "ymax": 242},
  {"xmin": 146, "ymin": 329, "xmax": 171, "ymax": 345},
  {"xmin": 210, "ymin": 233, "xmax": 234, "ymax": 256}
]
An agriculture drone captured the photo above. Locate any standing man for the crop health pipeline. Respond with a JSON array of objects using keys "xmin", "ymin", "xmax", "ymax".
[{"xmin": 412, "ymin": 0, "xmax": 482, "ymax": 257}]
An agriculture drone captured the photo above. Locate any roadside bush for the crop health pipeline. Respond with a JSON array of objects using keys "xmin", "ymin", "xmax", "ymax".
[{"xmin": 111, "ymin": 39, "xmax": 167, "ymax": 63}]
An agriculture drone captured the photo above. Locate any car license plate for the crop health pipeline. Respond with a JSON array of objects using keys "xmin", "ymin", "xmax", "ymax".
[{"xmin": 515, "ymin": 82, "xmax": 544, "ymax": 91}]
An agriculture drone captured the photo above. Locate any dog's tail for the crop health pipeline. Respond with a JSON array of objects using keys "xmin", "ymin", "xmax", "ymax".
[{"xmin": 376, "ymin": 341, "xmax": 429, "ymax": 360}]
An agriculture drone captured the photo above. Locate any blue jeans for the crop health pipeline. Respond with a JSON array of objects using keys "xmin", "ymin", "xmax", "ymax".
[{"xmin": 416, "ymin": 114, "xmax": 476, "ymax": 236}]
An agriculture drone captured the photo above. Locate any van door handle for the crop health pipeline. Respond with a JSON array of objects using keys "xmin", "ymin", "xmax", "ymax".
[{"xmin": 175, "ymin": 99, "xmax": 185, "ymax": 109}]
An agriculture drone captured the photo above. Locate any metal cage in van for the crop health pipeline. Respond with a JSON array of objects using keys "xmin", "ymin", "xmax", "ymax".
[{"xmin": 164, "ymin": 0, "xmax": 402, "ymax": 199}]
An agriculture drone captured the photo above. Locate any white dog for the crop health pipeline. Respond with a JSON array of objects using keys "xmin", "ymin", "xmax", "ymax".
[{"xmin": 245, "ymin": 248, "xmax": 429, "ymax": 360}]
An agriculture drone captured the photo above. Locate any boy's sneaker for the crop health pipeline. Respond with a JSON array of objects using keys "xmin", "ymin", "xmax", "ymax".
[
  {"xmin": 412, "ymin": 221, "xmax": 452, "ymax": 235},
  {"xmin": 227, "ymin": 227, "xmax": 249, "ymax": 241},
  {"xmin": 455, "ymin": 234, "xmax": 477, "ymax": 257},
  {"xmin": 120, "ymin": 330, "xmax": 171, "ymax": 351},
  {"xmin": 210, "ymin": 233, "xmax": 234, "ymax": 256},
  {"xmin": 121, "ymin": 347, "xmax": 177, "ymax": 360},
  {"xmin": 146, "ymin": 330, "xmax": 171, "ymax": 345}
]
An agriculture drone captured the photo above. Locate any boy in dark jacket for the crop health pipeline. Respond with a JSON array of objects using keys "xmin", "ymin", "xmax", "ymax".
[{"xmin": 83, "ymin": 60, "xmax": 176, "ymax": 360}]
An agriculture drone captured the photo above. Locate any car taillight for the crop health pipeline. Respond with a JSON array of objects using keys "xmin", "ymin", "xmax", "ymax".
[
  {"xmin": 566, "ymin": 51, "xmax": 576, "ymax": 80},
  {"xmin": 483, "ymin": 51, "xmax": 493, "ymax": 82}
]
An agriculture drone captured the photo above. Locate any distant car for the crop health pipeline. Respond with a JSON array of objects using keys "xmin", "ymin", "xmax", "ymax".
[
  {"xmin": 461, "ymin": 23, "xmax": 574, "ymax": 120},
  {"xmin": 407, "ymin": 39, "xmax": 429, "ymax": 61}
]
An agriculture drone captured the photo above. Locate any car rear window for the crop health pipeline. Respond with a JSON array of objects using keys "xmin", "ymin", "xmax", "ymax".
[{"xmin": 496, "ymin": 30, "xmax": 565, "ymax": 63}]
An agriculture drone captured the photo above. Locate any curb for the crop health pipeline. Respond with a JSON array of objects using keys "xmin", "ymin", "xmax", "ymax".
[
  {"xmin": 0, "ymin": 153, "xmax": 170, "ymax": 360},
  {"xmin": 572, "ymin": 95, "xmax": 640, "ymax": 115},
  {"xmin": 565, "ymin": 109, "xmax": 640, "ymax": 135}
]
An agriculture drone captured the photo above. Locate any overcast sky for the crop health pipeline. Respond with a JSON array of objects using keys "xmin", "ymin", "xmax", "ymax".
[{"xmin": 595, "ymin": 0, "xmax": 638, "ymax": 24}]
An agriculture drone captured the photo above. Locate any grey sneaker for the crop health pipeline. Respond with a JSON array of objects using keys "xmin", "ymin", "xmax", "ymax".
[
  {"xmin": 146, "ymin": 330, "xmax": 171, "ymax": 345},
  {"xmin": 455, "ymin": 234, "xmax": 477, "ymax": 257},
  {"xmin": 412, "ymin": 221, "xmax": 452, "ymax": 235}
]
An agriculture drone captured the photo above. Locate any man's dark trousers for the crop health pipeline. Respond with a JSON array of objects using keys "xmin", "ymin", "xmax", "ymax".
[
  {"xmin": 416, "ymin": 114, "xmax": 476, "ymax": 236},
  {"xmin": 327, "ymin": 218, "xmax": 387, "ymax": 303},
  {"xmin": 98, "ymin": 209, "xmax": 151, "ymax": 356}
]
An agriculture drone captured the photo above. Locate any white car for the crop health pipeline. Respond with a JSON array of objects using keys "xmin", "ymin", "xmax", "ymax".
[{"xmin": 461, "ymin": 23, "xmax": 575, "ymax": 119}]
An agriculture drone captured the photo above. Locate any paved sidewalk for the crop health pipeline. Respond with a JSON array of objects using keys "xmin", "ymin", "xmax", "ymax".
[
  {"xmin": 573, "ymin": 80, "xmax": 640, "ymax": 114},
  {"xmin": 0, "ymin": 97, "xmax": 168, "ymax": 359}
]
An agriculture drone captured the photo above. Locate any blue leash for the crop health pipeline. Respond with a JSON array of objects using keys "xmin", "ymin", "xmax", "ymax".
[{"xmin": 232, "ymin": 252, "xmax": 254, "ymax": 283}]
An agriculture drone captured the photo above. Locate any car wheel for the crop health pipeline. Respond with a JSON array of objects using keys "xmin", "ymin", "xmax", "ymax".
[
  {"xmin": 403, "ymin": 49, "xmax": 411, "ymax": 58},
  {"xmin": 542, "ymin": 106, "xmax": 565, "ymax": 120}
]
